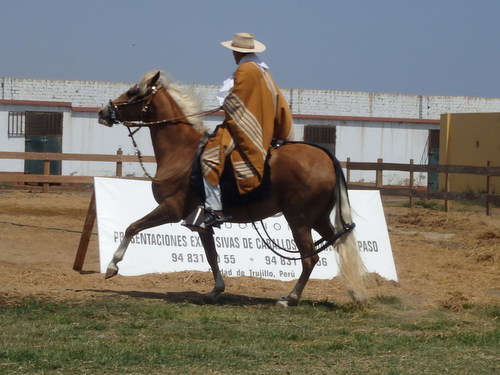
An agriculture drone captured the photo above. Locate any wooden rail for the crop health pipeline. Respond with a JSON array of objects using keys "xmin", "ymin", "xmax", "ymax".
[
  {"xmin": 0, "ymin": 149, "xmax": 155, "ymax": 192},
  {"xmin": 343, "ymin": 158, "xmax": 500, "ymax": 215},
  {"xmin": 1, "ymin": 151, "xmax": 499, "ymax": 215}
]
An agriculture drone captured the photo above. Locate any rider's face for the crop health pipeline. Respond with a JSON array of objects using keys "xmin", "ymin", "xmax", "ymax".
[{"xmin": 233, "ymin": 51, "xmax": 245, "ymax": 64}]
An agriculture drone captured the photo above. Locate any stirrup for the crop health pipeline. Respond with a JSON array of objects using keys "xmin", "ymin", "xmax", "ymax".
[
  {"xmin": 182, "ymin": 206, "xmax": 227, "ymax": 231},
  {"xmin": 182, "ymin": 206, "xmax": 207, "ymax": 231},
  {"xmin": 204, "ymin": 209, "xmax": 226, "ymax": 228}
]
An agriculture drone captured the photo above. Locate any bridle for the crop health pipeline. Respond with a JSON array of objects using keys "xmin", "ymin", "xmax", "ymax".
[
  {"xmin": 107, "ymin": 84, "xmax": 221, "ymax": 128},
  {"xmin": 108, "ymin": 83, "xmax": 164, "ymax": 126},
  {"xmin": 106, "ymin": 83, "xmax": 221, "ymax": 181}
]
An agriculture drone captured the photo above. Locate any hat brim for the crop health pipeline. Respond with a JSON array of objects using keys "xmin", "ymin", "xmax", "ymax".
[{"xmin": 221, "ymin": 39, "xmax": 266, "ymax": 53}]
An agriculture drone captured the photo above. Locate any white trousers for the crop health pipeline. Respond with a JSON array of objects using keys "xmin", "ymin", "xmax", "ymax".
[{"xmin": 203, "ymin": 177, "xmax": 222, "ymax": 211}]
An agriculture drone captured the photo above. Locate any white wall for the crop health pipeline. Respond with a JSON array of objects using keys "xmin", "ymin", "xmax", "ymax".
[
  {"xmin": 335, "ymin": 121, "xmax": 432, "ymax": 185},
  {"xmin": 3, "ymin": 76, "xmax": 500, "ymax": 118},
  {"xmin": 62, "ymin": 111, "xmax": 152, "ymax": 177}
]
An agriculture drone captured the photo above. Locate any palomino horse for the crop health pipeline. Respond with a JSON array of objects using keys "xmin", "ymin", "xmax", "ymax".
[{"xmin": 98, "ymin": 70, "xmax": 367, "ymax": 306}]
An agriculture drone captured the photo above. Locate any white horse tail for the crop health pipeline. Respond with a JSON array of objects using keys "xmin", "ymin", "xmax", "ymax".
[{"xmin": 333, "ymin": 160, "xmax": 368, "ymax": 303}]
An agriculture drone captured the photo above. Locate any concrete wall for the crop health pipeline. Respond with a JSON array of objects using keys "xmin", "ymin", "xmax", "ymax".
[
  {"xmin": 1, "ymin": 77, "xmax": 131, "ymax": 108},
  {"xmin": 3, "ymin": 76, "xmax": 500, "ymax": 118}
]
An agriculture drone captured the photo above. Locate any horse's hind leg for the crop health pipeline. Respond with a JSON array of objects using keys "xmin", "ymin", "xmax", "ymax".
[
  {"xmin": 105, "ymin": 205, "xmax": 170, "ymax": 279},
  {"xmin": 198, "ymin": 230, "xmax": 225, "ymax": 302},
  {"xmin": 313, "ymin": 217, "xmax": 336, "ymax": 250},
  {"xmin": 314, "ymin": 209, "xmax": 368, "ymax": 303},
  {"xmin": 277, "ymin": 224, "xmax": 319, "ymax": 307}
]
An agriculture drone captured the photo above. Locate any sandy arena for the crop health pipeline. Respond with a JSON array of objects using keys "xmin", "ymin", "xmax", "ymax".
[{"xmin": 0, "ymin": 185, "xmax": 498, "ymax": 309}]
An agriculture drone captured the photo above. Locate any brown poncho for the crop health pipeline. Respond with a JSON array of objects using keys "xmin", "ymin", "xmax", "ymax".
[{"xmin": 202, "ymin": 61, "xmax": 294, "ymax": 194}]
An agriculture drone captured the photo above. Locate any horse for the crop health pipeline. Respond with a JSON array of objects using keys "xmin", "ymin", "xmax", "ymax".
[{"xmin": 98, "ymin": 70, "xmax": 368, "ymax": 307}]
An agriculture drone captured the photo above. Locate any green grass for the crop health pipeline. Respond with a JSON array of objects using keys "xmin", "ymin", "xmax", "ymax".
[
  {"xmin": 414, "ymin": 199, "xmax": 445, "ymax": 210},
  {"xmin": 0, "ymin": 296, "xmax": 498, "ymax": 374}
]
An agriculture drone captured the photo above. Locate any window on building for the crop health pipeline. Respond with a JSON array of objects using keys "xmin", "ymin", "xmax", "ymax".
[
  {"xmin": 8, "ymin": 111, "xmax": 25, "ymax": 137},
  {"xmin": 25, "ymin": 112, "xmax": 63, "ymax": 136},
  {"xmin": 303, "ymin": 125, "xmax": 336, "ymax": 154},
  {"xmin": 8, "ymin": 111, "xmax": 63, "ymax": 137}
]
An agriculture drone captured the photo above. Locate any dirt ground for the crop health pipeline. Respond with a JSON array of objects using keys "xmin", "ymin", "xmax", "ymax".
[{"xmin": 0, "ymin": 185, "xmax": 498, "ymax": 309}]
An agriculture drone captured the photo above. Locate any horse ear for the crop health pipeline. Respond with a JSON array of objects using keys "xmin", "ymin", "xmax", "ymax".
[{"xmin": 151, "ymin": 71, "xmax": 161, "ymax": 86}]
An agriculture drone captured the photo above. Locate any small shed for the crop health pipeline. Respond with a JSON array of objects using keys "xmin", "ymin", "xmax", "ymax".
[{"xmin": 439, "ymin": 112, "xmax": 500, "ymax": 193}]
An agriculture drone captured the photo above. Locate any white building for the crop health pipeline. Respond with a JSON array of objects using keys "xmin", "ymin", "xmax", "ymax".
[{"xmin": 2, "ymin": 76, "xmax": 499, "ymax": 186}]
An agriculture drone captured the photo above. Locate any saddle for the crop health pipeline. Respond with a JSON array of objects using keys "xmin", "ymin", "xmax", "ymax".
[{"xmin": 190, "ymin": 134, "xmax": 277, "ymax": 209}]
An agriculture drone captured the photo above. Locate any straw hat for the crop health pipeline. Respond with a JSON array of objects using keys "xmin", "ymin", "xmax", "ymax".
[{"xmin": 221, "ymin": 33, "xmax": 266, "ymax": 53}]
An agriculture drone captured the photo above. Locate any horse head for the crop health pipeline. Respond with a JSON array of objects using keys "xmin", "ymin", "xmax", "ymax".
[
  {"xmin": 98, "ymin": 70, "xmax": 206, "ymax": 132},
  {"xmin": 98, "ymin": 71, "xmax": 163, "ymax": 127}
]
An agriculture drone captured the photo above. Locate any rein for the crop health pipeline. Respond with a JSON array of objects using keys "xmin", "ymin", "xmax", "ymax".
[
  {"xmin": 109, "ymin": 82, "xmax": 222, "ymax": 128},
  {"xmin": 245, "ymin": 147, "xmax": 356, "ymax": 261},
  {"xmin": 122, "ymin": 106, "xmax": 222, "ymax": 128},
  {"xmin": 125, "ymin": 126, "xmax": 158, "ymax": 181},
  {"xmin": 123, "ymin": 105, "xmax": 221, "ymax": 182},
  {"xmin": 108, "ymin": 84, "xmax": 221, "ymax": 181},
  {"xmin": 247, "ymin": 206, "xmax": 355, "ymax": 261}
]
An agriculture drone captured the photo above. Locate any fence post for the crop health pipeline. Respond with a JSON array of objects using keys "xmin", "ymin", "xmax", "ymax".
[
  {"xmin": 346, "ymin": 157, "xmax": 351, "ymax": 185},
  {"xmin": 376, "ymin": 158, "xmax": 383, "ymax": 188},
  {"xmin": 116, "ymin": 148, "xmax": 123, "ymax": 177},
  {"xmin": 73, "ymin": 191, "xmax": 96, "ymax": 271},
  {"xmin": 42, "ymin": 159, "xmax": 50, "ymax": 193},
  {"xmin": 486, "ymin": 160, "xmax": 492, "ymax": 216},
  {"xmin": 409, "ymin": 159, "xmax": 415, "ymax": 208},
  {"xmin": 444, "ymin": 171, "xmax": 450, "ymax": 212}
]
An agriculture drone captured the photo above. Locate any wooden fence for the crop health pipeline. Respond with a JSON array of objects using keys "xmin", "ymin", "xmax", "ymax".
[
  {"xmin": 0, "ymin": 149, "xmax": 154, "ymax": 191},
  {"xmin": 345, "ymin": 158, "xmax": 500, "ymax": 215},
  {"xmin": 1, "ymin": 150, "xmax": 499, "ymax": 215}
]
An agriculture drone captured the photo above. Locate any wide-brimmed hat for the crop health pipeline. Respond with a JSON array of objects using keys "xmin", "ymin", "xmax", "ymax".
[{"xmin": 221, "ymin": 33, "xmax": 266, "ymax": 53}]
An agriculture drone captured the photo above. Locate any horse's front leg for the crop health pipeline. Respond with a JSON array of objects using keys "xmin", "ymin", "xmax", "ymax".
[
  {"xmin": 197, "ymin": 229, "xmax": 225, "ymax": 302},
  {"xmin": 105, "ymin": 235, "xmax": 131, "ymax": 279},
  {"xmin": 105, "ymin": 205, "xmax": 171, "ymax": 279}
]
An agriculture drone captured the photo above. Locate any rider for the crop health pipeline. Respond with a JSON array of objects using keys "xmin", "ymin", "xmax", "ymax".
[{"xmin": 186, "ymin": 32, "xmax": 294, "ymax": 229}]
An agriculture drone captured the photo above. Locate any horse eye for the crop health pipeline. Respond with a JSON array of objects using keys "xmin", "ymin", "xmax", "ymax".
[{"xmin": 127, "ymin": 85, "xmax": 139, "ymax": 97}]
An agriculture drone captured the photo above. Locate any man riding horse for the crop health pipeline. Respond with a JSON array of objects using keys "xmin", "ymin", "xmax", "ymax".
[
  {"xmin": 186, "ymin": 33, "xmax": 295, "ymax": 229},
  {"xmin": 97, "ymin": 33, "xmax": 367, "ymax": 305}
]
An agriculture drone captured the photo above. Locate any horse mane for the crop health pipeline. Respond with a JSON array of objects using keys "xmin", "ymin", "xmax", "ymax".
[{"xmin": 138, "ymin": 70, "xmax": 207, "ymax": 132}]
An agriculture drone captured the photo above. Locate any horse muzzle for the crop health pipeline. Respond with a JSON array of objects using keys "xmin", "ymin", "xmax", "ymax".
[{"xmin": 98, "ymin": 105, "xmax": 115, "ymax": 127}]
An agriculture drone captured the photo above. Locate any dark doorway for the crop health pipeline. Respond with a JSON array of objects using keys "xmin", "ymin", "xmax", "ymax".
[
  {"xmin": 24, "ymin": 112, "xmax": 63, "ymax": 175},
  {"xmin": 427, "ymin": 129, "xmax": 440, "ymax": 191}
]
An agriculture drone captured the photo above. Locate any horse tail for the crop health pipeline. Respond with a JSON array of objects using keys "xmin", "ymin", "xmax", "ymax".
[{"xmin": 332, "ymin": 158, "xmax": 368, "ymax": 303}]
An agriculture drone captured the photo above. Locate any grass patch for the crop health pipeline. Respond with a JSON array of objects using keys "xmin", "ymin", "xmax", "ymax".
[
  {"xmin": 0, "ymin": 297, "xmax": 498, "ymax": 374},
  {"xmin": 373, "ymin": 294, "xmax": 403, "ymax": 306},
  {"xmin": 415, "ymin": 199, "xmax": 444, "ymax": 210},
  {"xmin": 469, "ymin": 303, "xmax": 500, "ymax": 320}
]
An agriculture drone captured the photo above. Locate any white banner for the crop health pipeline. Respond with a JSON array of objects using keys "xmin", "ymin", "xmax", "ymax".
[{"xmin": 94, "ymin": 177, "xmax": 397, "ymax": 281}]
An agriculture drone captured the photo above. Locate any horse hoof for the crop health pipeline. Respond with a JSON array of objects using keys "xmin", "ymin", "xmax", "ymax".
[
  {"xmin": 275, "ymin": 300, "xmax": 289, "ymax": 308},
  {"xmin": 105, "ymin": 268, "xmax": 118, "ymax": 279},
  {"xmin": 348, "ymin": 290, "xmax": 368, "ymax": 304},
  {"xmin": 203, "ymin": 291, "xmax": 220, "ymax": 304}
]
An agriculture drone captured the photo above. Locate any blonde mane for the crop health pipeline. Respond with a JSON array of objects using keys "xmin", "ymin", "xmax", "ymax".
[{"xmin": 138, "ymin": 70, "xmax": 206, "ymax": 132}]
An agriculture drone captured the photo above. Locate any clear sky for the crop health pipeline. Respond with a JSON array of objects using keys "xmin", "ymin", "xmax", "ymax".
[{"xmin": 1, "ymin": 0, "xmax": 499, "ymax": 98}]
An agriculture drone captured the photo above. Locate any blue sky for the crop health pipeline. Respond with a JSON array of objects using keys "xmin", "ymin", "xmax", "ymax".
[{"xmin": 1, "ymin": 0, "xmax": 499, "ymax": 98}]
